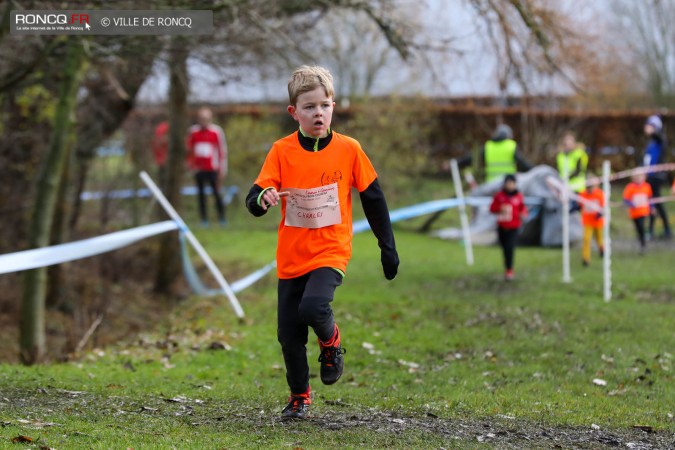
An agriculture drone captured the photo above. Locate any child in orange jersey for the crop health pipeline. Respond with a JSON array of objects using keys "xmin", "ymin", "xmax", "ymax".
[
  {"xmin": 578, "ymin": 179, "xmax": 605, "ymax": 266},
  {"xmin": 623, "ymin": 172, "xmax": 653, "ymax": 253},
  {"xmin": 245, "ymin": 66, "xmax": 399, "ymax": 420}
]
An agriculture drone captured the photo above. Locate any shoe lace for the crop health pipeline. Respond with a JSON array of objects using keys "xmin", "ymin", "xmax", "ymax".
[{"xmin": 318, "ymin": 346, "xmax": 346, "ymax": 365}]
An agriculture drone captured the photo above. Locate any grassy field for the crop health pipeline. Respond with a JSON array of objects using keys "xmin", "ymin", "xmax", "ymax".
[{"xmin": 1, "ymin": 186, "xmax": 674, "ymax": 448}]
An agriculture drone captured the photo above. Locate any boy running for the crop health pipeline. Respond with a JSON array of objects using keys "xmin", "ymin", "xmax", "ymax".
[
  {"xmin": 623, "ymin": 173, "xmax": 653, "ymax": 253},
  {"xmin": 245, "ymin": 66, "xmax": 399, "ymax": 419}
]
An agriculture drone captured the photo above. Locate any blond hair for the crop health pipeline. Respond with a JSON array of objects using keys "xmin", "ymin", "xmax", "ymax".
[{"xmin": 287, "ymin": 65, "xmax": 335, "ymax": 105}]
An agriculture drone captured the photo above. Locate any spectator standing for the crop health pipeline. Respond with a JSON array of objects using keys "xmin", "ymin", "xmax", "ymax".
[
  {"xmin": 557, "ymin": 131, "xmax": 588, "ymax": 194},
  {"xmin": 642, "ymin": 115, "xmax": 671, "ymax": 239},
  {"xmin": 187, "ymin": 107, "xmax": 228, "ymax": 226},
  {"xmin": 458, "ymin": 124, "xmax": 532, "ymax": 184}
]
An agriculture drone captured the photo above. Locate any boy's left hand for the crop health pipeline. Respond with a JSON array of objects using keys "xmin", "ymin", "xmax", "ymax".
[{"xmin": 381, "ymin": 248, "xmax": 399, "ymax": 280}]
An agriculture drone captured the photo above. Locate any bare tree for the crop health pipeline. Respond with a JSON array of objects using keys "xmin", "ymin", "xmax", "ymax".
[
  {"xmin": 154, "ymin": 35, "xmax": 189, "ymax": 295},
  {"xmin": 20, "ymin": 39, "xmax": 85, "ymax": 365},
  {"xmin": 613, "ymin": 0, "xmax": 675, "ymax": 108}
]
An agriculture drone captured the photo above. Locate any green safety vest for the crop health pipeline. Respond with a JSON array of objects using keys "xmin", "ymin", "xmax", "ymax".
[
  {"xmin": 557, "ymin": 148, "xmax": 588, "ymax": 192},
  {"xmin": 484, "ymin": 139, "xmax": 517, "ymax": 182}
]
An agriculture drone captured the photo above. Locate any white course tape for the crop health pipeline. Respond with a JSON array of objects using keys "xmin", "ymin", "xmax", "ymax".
[
  {"xmin": 230, "ymin": 261, "xmax": 277, "ymax": 293},
  {"xmin": 586, "ymin": 163, "xmax": 675, "ymax": 186},
  {"xmin": 546, "ymin": 176, "xmax": 604, "ymax": 213},
  {"xmin": 0, "ymin": 221, "xmax": 179, "ymax": 275},
  {"xmin": 139, "ymin": 171, "xmax": 245, "ymax": 319},
  {"xmin": 548, "ymin": 176, "xmax": 675, "ymax": 211}
]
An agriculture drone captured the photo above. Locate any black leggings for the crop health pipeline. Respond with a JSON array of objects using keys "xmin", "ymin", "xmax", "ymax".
[
  {"xmin": 277, "ymin": 268, "xmax": 343, "ymax": 394},
  {"xmin": 633, "ymin": 216, "xmax": 647, "ymax": 248},
  {"xmin": 498, "ymin": 227, "xmax": 518, "ymax": 270},
  {"xmin": 195, "ymin": 170, "xmax": 225, "ymax": 221},
  {"xmin": 647, "ymin": 178, "xmax": 670, "ymax": 235}
]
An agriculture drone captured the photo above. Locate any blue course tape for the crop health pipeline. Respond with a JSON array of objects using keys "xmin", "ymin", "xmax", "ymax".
[
  {"xmin": 81, "ymin": 185, "xmax": 240, "ymax": 203},
  {"xmin": 184, "ymin": 195, "xmax": 547, "ymax": 297}
]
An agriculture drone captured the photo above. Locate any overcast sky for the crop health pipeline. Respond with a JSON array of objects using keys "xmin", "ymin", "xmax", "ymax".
[{"xmin": 137, "ymin": 0, "xmax": 610, "ymax": 104}]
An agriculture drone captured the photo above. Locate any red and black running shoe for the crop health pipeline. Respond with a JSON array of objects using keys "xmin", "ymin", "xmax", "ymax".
[
  {"xmin": 281, "ymin": 389, "xmax": 311, "ymax": 419},
  {"xmin": 318, "ymin": 324, "xmax": 346, "ymax": 385}
]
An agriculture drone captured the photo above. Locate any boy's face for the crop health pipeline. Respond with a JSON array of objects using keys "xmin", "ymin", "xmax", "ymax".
[
  {"xmin": 633, "ymin": 173, "xmax": 646, "ymax": 184},
  {"xmin": 288, "ymin": 87, "xmax": 334, "ymax": 138},
  {"xmin": 644, "ymin": 123, "xmax": 655, "ymax": 136},
  {"xmin": 504, "ymin": 180, "xmax": 516, "ymax": 192}
]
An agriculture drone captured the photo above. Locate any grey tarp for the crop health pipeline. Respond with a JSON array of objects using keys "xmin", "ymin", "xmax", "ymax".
[{"xmin": 433, "ymin": 165, "xmax": 583, "ymax": 247}]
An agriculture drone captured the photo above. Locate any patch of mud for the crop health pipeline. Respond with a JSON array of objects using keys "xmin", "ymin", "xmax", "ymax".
[
  {"xmin": 2, "ymin": 388, "xmax": 673, "ymax": 449},
  {"xmin": 291, "ymin": 409, "xmax": 675, "ymax": 449}
]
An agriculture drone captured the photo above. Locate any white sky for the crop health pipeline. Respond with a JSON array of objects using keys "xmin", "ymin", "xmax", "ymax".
[{"xmin": 137, "ymin": 0, "xmax": 610, "ymax": 104}]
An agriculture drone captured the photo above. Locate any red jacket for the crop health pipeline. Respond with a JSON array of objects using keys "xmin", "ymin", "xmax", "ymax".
[
  {"xmin": 152, "ymin": 121, "xmax": 169, "ymax": 167},
  {"xmin": 187, "ymin": 124, "xmax": 227, "ymax": 173},
  {"xmin": 490, "ymin": 190, "xmax": 527, "ymax": 229}
]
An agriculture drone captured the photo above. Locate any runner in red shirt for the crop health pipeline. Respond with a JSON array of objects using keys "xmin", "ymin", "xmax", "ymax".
[
  {"xmin": 186, "ymin": 108, "xmax": 228, "ymax": 226},
  {"xmin": 490, "ymin": 174, "xmax": 528, "ymax": 280}
]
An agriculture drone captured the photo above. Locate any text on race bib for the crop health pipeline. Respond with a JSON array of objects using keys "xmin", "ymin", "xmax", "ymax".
[{"xmin": 284, "ymin": 183, "xmax": 341, "ymax": 229}]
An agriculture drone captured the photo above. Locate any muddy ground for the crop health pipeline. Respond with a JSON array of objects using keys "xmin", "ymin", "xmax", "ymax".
[{"xmin": 2, "ymin": 388, "xmax": 674, "ymax": 449}]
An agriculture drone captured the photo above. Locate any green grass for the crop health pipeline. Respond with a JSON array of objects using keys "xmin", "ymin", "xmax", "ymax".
[{"xmin": 1, "ymin": 191, "xmax": 674, "ymax": 448}]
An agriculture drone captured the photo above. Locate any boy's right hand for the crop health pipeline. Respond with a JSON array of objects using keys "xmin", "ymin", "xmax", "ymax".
[{"xmin": 260, "ymin": 189, "xmax": 288, "ymax": 210}]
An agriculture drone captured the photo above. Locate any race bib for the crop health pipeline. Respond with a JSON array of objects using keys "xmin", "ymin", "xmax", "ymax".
[
  {"xmin": 499, "ymin": 204, "xmax": 513, "ymax": 222},
  {"xmin": 284, "ymin": 183, "xmax": 341, "ymax": 229},
  {"xmin": 633, "ymin": 193, "xmax": 648, "ymax": 207},
  {"xmin": 194, "ymin": 142, "xmax": 213, "ymax": 158}
]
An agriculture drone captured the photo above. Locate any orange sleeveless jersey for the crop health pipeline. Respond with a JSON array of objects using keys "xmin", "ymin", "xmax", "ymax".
[
  {"xmin": 579, "ymin": 187, "xmax": 604, "ymax": 227},
  {"xmin": 254, "ymin": 132, "xmax": 378, "ymax": 279},
  {"xmin": 623, "ymin": 182, "xmax": 652, "ymax": 219}
]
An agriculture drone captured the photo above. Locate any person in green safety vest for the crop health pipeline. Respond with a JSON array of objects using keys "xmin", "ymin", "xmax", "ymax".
[
  {"xmin": 556, "ymin": 131, "xmax": 588, "ymax": 194},
  {"xmin": 458, "ymin": 124, "xmax": 532, "ymax": 185}
]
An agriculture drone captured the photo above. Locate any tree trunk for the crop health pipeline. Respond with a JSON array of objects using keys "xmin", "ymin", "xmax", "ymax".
[
  {"xmin": 68, "ymin": 36, "xmax": 161, "ymax": 233},
  {"xmin": 154, "ymin": 36, "xmax": 189, "ymax": 295},
  {"xmin": 46, "ymin": 137, "xmax": 75, "ymax": 311},
  {"xmin": 20, "ymin": 40, "xmax": 84, "ymax": 365}
]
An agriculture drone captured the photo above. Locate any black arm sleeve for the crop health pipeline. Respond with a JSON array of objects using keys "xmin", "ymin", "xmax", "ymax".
[
  {"xmin": 457, "ymin": 148, "xmax": 486, "ymax": 170},
  {"xmin": 514, "ymin": 147, "xmax": 533, "ymax": 172},
  {"xmin": 360, "ymin": 179, "xmax": 396, "ymax": 252},
  {"xmin": 568, "ymin": 158, "xmax": 583, "ymax": 179},
  {"xmin": 456, "ymin": 154, "xmax": 473, "ymax": 169},
  {"xmin": 245, "ymin": 184, "xmax": 268, "ymax": 217}
]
